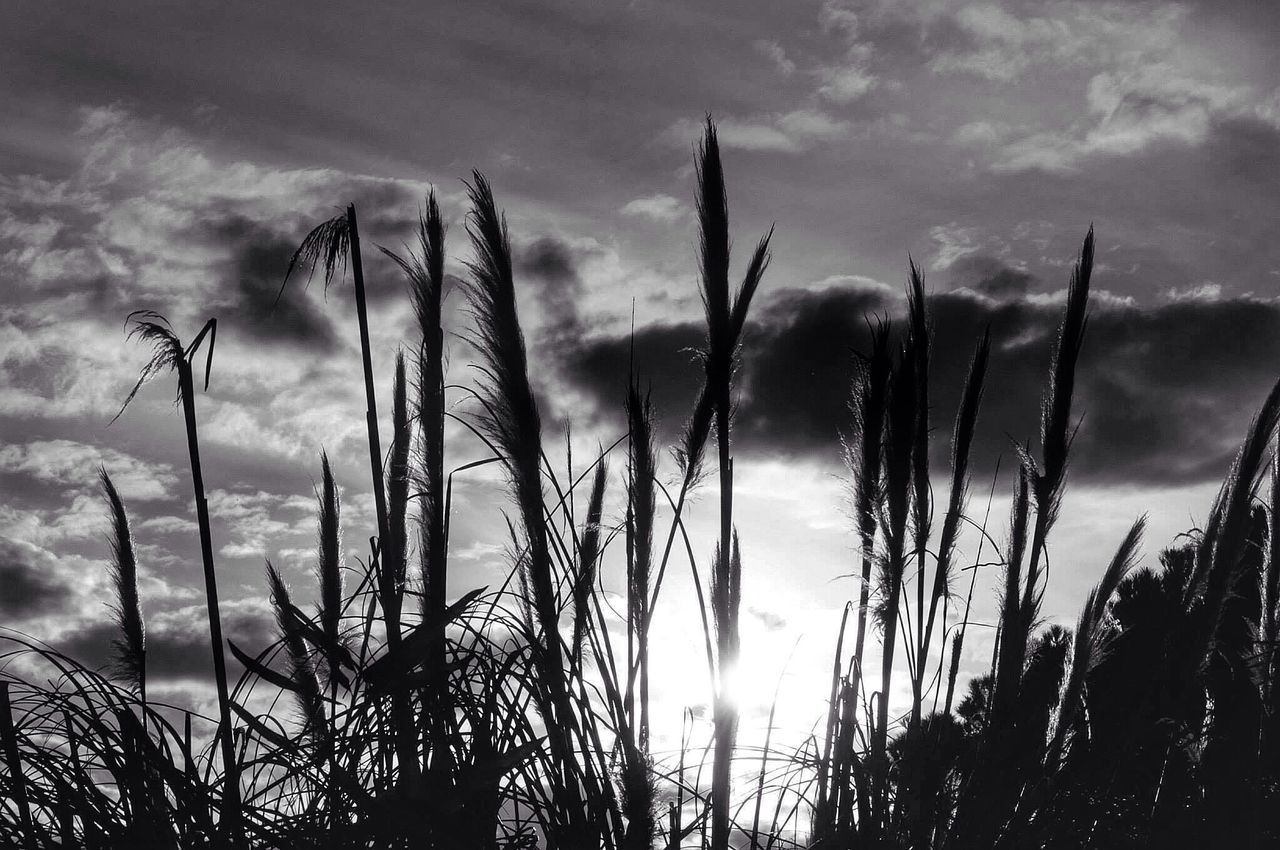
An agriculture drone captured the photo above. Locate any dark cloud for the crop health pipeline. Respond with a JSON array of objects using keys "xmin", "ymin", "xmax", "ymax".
[
  {"xmin": 207, "ymin": 183, "xmax": 422, "ymax": 323},
  {"xmin": 519, "ymin": 236, "xmax": 578, "ymax": 285},
  {"xmin": 1, "ymin": 271, "xmax": 131, "ymax": 314},
  {"xmin": 342, "ymin": 181, "xmax": 419, "ymax": 234},
  {"xmin": 1068, "ymin": 296, "xmax": 1280, "ymax": 483},
  {"xmin": 212, "ymin": 216, "xmax": 340, "ymax": 351},
  {"xmin": 517, "ymin": 235, "xmax": 598, "ymax": 343},
  {"xmin": 553, "ymin": 281, "xmax": 1280, "ymax": 488},
  {"xmin": 304, "ymin": 181, "xmax": 429, "ymax": 305},
  {"xmin": 58, "ymin": 599, "xmax": 276, "ymax": 683},
  {"xmin": 512, "ymin": 234, "xmax": 626, "ymax": 431},
  {"xmin": 946, "ymin": 254, "xmax": 1035, "ymax": 300},
  {"xmin": 737, "ymin": 286, "xmax": 897, "ymax": 452},
  {"xmin": 0, "ymin": 538, "xmax": 74, "ymax": 617},
  {"xmin": 557, "ymin": 320, "xmax": 705, "ymax": 440}
]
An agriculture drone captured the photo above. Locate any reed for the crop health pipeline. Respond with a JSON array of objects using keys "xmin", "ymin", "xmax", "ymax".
[
  {"xmin": 283, "ymin": 205, "xmax": 391, "ymax": 578},
  {"xmin": 265, "ymin": 561, "xmax": 326, "ymax": 740},
  {"xmin": 315, "ymin": 452, "xmax": 345, "ymax": 696},
  {"xmin": 116, "ymin": 311, "xmax": 241, "ymax": 839},
  {"xmin": 100, "ymin": 469, "xmax": 146, "ymax": 705},
  {"xmin": 572, "ymin": 457, "xmax": 608, "ymax": 669},
  {"xmin": 688, "ymin": 116, "xmax": 774, "ymax": 850},
  {"xmin": 626, "ymin": 381, "xmax": 657, "ymax": 751},
  {"xmin": 868, "ymin": 339, "xmax": 918, "ymax": 837},
  {"xmin": 907, "ymin": 261, "xmax": 931, "ymax": 725},
  {"xmin": 913, "ymin": 331, "xmax": 989, "ymax": 729},
  {"xmin": 1019, "ymin": 229, "xmax": 1093, "ymax": 632},
  {"xmin": 462, "ymin": 171, "xmax": 596, "ymax": 845},
  {"xmin": 383, "ymin": 192, "xmax": 451, "ymax": 782}
]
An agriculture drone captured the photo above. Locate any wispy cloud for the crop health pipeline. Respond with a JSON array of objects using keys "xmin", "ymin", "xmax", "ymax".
[
  {"xmin": 620, "ymin": 193, "xmax": 685, "ymax": 223},
  {"xmin": 0, "ymin": 439, "xmax": 178, "ymax": 500},
  {"xmin": 815, "ymin": 1, "xmax": 878, "ymax": 102},
  {"xmin": 994, "ymin": 66, "xmax": 1265, "ymax": 173},
  {"xmin": 753, "ymin": 39, "xmax": 796, "ymax": 75},
  {"xmin": 664, "ymin": 109, "xmax": 852, "ymax": 154}
]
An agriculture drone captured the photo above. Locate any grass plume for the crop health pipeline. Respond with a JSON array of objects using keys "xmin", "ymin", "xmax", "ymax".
[
  {"xmin": 265, "ymin": 561, "xmax": 326, "ymax": 741},
  {"xmin": 100, "ymin": 469, "xmax": 146, "ymax": 698},
  {"xmin": 316, "ymin": 452, "xmax": 345, "ymax": 691}
]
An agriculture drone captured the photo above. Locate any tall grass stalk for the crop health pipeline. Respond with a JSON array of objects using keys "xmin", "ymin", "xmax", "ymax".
[
  {"xmin": 382, "ymin": 351, "xmax": 418, "ymax": 784},
  {"xmin": 117, "ymin": 312, "xmax": 240, "ymax": 837},
  {"xmin": 626, "ymin": 381, "xmax": 657, "ymax": 751},
  {"xmin": 943, "ymin": 455, "xmax": 1001, "ymax": 717},
  {"xmin": 906, "ymin": 261, "xmax": 931, "ymax": 726},
  {"xmin": 100, "ymin": 469, "xmax": 147, "ymax": 709},
  {"xmin": 1018, "ymin": 229, "xmax": 1093, "ymax": 639},
  {"xmin": 265, "ymin": 562, "xmax": 326, "ymax": 740},
  {"xmin": 383, "ymin": 192, "xmax": 451, "ymax": 781},
  {"xmin": 693, "ymin": 117, "xmax": 773, "ymax": 850},
  {"xmin": 316, "ymin": 452, "xmax": 345, "ymax": 699},
  {"xmin": 462, "ymin": 171, "xmax": 592, "ymax": 844},
  {"xmin": 283, "ymin": 205, "xmax": 390, "ymax": 566},
  {"xmin": 913, "ymin": 331, "xmax": 989, "ymax": 729},
  {"xmin": 869, "ymin": 340, "xmax": 918, "ymax": 836}
]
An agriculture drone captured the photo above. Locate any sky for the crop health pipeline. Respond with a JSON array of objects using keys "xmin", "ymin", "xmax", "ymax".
[{"xmin": 3, "ymin": 0, "xmax": 1280, "ymax": 754}]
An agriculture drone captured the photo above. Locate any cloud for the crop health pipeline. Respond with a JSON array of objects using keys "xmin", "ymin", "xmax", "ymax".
[
  {"xmin": 928, "ymin": 223, "xmax": 985, "ymax": 271},
  {"xmin": 515, "ymin": 234, "xmax": 595, "ymax": 347},
  {"xmin": 557, "ymin": 319, "xmax": 705, "ymax": 443},
  {"xmin": 0, "ymin": 439, "xmax": 179, "ymax": 500},
  {"xmin": 946, "ymin": 253, "xmax": 1035, "ymax": 299},
  {"xmin": 776, "ymin": 109, "xmax": 854, "ymax": 143},
  {"xmin": 663, "ymin": 109, "xmax": 852, "ymax": 154},
  {"xmin": 994, "ymin": 71, "xmax": 1258, "ymax": 173},
  {"xmin": 1164, "ymin": 282, "xmax": 1223, "ymax": 303},
  {"xmin": 211, "ymin": 216, "xmax": 341, "ymax": 352},
  {"xmin": 0, "ymin": 493, "xmax": 115, "ymax": 547},
  {"xmin": 926, "ymin": 3, "xmax": 1071, "ymax": 83},
  {"xmin": 817, "ymin": 0, "xmax": 861, "ymax": 37},
  {"xmin": 748, "ymin": 606, "xmax": 788, "ymax": 631},
  {"xmin": 953, "ymin": 121, "xmax": 1010, "ymax": 147},
  {"xmin": 819, "ymin": 63, "xmax": 877, "ymax": 103},
  {"xmin": 813, "ymin": 1, "xmax": 878, "ymax": 102},
  {"xmin": 0, "ymin": 106, "xmax": 428, "ymax": 429},
  {"xmin": 917, "ymin": 1, "xmax": 1190, "ymax": 84},
  {"xmin": 871, "ymin": 1, "xmax": 1280, "ymax": 175},
  {"xmin": 207, "ymin": 488, "xmax": 314, "ymax": 562},
  {"xmin": 620, "ymin": 194, "xmax": 685, "ymax": 223},
  {"xmin": 518, "ymin": 235, "xmax": 578, "ymax": 286},
  {"xmin": 139, "ymin": 515, "xmax": 199, "ymax": 535},
  {"xmin": 552, "ymin": 278, "xmax": 1280, "ymax": 488},
  {"xmin": 0, "ymin": 537, "xmax": 76, "ymax": 618},
  {"xmin": 56, "ymin": 597, "xmax": 277, "ymax": 682},
  {"xmin": 753, "ymin": 39, "xmax": 796, "ymax": 75}
]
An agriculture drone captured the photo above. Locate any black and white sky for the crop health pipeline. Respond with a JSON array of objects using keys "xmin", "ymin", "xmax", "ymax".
[{"xmin": 3, "ymin": 0, "xmax": 1280, "ymax": 732}]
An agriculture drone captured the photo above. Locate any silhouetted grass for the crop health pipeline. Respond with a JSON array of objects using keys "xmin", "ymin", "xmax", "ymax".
[{"xmin": 3, "ymin": 120, "xmax": 1280, "ymax": 850}]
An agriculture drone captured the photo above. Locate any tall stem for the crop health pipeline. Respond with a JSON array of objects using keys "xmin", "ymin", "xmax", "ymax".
[
  {"xmin": 0, "ymin": 682, "xmax": 33, "ymax": 837},
  {"xmin": 178, "ymin": 362, "xmax": 240, "ymax": 839},
  {"xmin": 423, "ymin": 329, "xmax": 452, "ymax": 781},
  {"xmin": 347, "ymin": 205, "xmax": 389, "ymax": 548},
  {"xmin": 710, "ymin": 391, "xmax": 737, "ymax": 850},
  {"xmin": 873, "ymin": 548, "xmax": 905, "ymax": 832}
]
